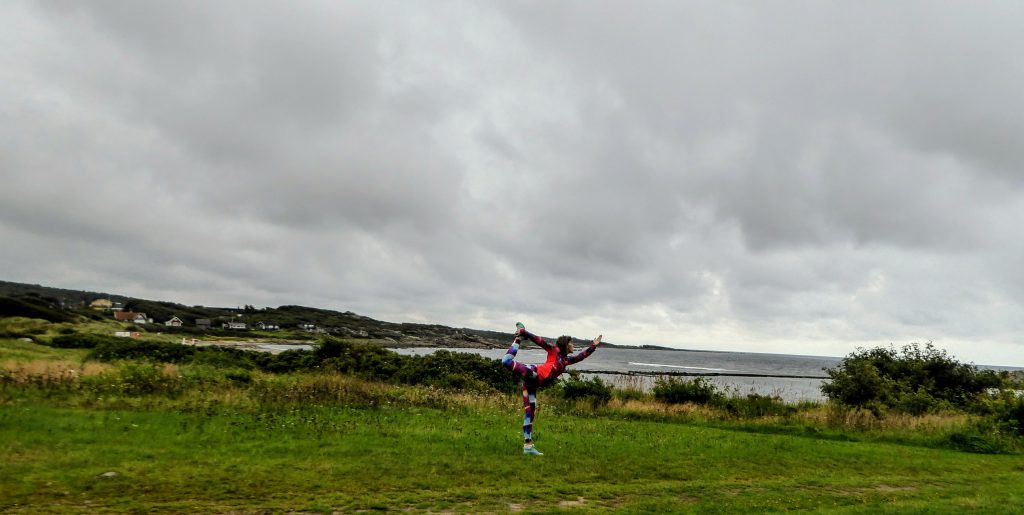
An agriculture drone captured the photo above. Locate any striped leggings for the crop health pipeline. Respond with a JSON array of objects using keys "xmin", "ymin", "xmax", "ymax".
[{"xmin": 501, "ymin": 337, "xmax": 539, "ymax": 443}]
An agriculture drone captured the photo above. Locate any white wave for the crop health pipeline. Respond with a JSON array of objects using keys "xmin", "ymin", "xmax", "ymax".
[{"xmin": 628, "ymin": 362, "xmax": 739, "ymax": 372}]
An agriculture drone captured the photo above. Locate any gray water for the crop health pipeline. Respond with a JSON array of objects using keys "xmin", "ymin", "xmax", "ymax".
[{"xmin": 395, "ymin": 346, "xmax": 842, "ymax": 402}]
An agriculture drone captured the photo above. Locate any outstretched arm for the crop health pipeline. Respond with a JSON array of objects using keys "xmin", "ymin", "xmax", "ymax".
[{"xmin": 568, "ymin": 335, "xmax": 602, "ymax": 364}]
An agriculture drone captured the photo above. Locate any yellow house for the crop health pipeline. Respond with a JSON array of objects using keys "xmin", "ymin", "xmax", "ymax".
[{"xmin": 90, "ymin": 299, "xmax": 113, "ymax": 311}]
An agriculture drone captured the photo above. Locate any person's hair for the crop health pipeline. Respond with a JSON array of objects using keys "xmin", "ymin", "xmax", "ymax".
[{"xmin": 556, "ymin": 335, "xmax": 573, "ymax": 354}]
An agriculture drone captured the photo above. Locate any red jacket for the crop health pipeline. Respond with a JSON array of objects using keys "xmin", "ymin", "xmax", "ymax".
[{"xmin": 520, "ymin": 330, "xmax": 596, "ymax": 385}]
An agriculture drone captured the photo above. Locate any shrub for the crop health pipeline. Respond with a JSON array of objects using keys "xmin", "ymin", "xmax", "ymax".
[
  {"xmin": 821, "ymin": 342, "xmax": 1002, "ymax": 414},
  {"xmin": 652, "ymin": 376, "xmax": 724, "ymax": 405},
  {"xmin": 975, "ymin": 391, "xmax": 1024, "ymax": 436},
  {"xmin": 318, "ymin": 338, "xmax": 405, "ymax": 380},
  {"xmin": 392, "ymin": 349, "xmax": 516, "ymax": 392},
  {"xmin": 190, "ymin": 346, "xmax": 258, "ymax": 369},
  {"xmin": 263, "ymin": 349, "xmax": 320, "ymax": 374},
  {"xmin": 49, "ymin": 333, "xmax": 125, "ymax": 349},
  {"xmin": 81, "ymin": 362, "xmax": 183, "ymax": 396},
  {"xmin": 995, "ymin": 396, "xmax": 1024, "ymax": 436},
  {"xmin": 558, "ymin": 371, "xmax": 613, "ymax": 407},
  {"xmin": 86, "ymin": 339, "xmax": 196, "ymax": 363},
  {"xmin": 894, "ymin": 388, "xmax": 951, "ymax": 416}
]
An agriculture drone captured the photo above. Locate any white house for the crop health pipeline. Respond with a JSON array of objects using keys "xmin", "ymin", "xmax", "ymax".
[
  {"xmin": 222, "ymin": 321, "xmax": 246, "ymax": 330},
  {"xmin": 165, "ymin": 316, "xmax": 183, "ymax": 327}
]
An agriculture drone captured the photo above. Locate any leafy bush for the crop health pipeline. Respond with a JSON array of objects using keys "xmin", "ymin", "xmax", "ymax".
[
  {"xmin": 263, "ymin": 349, "xmax": 320, "ymax": 374},
  {"xmin": 391, "ymin": 349, "xmax": 516, "ymax": 392},
  {"xmin": 894, "ymin": 388, "xmax": 951, "ymax": 416},
  {"xmin": 72, "ymin": 334, "xmax": 521, "ymax": 393},
  {"xmin": 652, "ymin": 376, "xmax": 724, "ymax": 405},
  {"xmin": 821, "ymin": 342, "xmax": 1002, "ymax": 414},
  {"xmin": 975, "ymin": 391, "xmax": 1024, "ymax": 436},
  {"xmin": 86, "ymin": 339, "xmax": 197, "ymax": 363},
  {"xmin": 49, "ymin": 333, "xmax": 125, "ymax": 349},
  {"xmin": 318, "ymin": 339, "xmax": 405, "ymax": 380},
  {"xmin": 81, "ymin": 362, "xmax": 183, "ymax": 396},
  {"xmin": 189, "ymin": 346, "xmax": 258, "ymax": 369},
  {"xmin": 558, "ymin": 371, "xmax": 613, "ymax": 407}
]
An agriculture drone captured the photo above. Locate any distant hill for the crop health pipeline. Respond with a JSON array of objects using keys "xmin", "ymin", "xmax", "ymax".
[
  {"xmin": 0, "ymin": 280, "xmax": 634, "ymax": 349},
  {"xmin": 0, "ymin": 280, "xmax": 129, "ymax": 310},
  {"xmin": 0, "ymin": 280, "xmax": 543, "ymax": 348}
]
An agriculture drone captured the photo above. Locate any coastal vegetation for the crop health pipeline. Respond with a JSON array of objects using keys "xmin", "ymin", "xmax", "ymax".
[{"xmin": 2, "ymin": 281, "xmax": 1024, "ymax": 512}]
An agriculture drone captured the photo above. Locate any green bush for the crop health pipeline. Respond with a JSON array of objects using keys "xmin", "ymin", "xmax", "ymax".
[
  {"xmin": 49, "ymin": 333, "xmax": 125, "ymax": 349},
  {"xmin": 391, "ymin": 349, "xmax": 516, "ymax": 392},
  {"xmin": 558, "ymin": 371, "xmax": 613, "ymax": 407},
  {"xmin": 821, "ymin": 342, "xmax": 1002, "ymax": 414},
  {"xmin": 263, "ymin": 349, "xmax": 320, "ymax": 374},
  {"xmin": 81, "ymin": 362, "xmax": 183, "ymax": 397},
  {"xmin": 318, "ymin": 339, "xmax": 405, "ymax": 380},
  {"xmin": 189, "ymin": 346, "xmax": 258, "ymax": 369},
  {"xmin": 67, "ymin": 334, "xmax": 526, "ymax": 393},
  {"xmin": 653, "ymin": 376, "xmax": 724, "ymax": 405},
  {"xmin": 86, "ymin": 339, "xmax": 197, "ymax": 363},
  {"xmin": 975, "ymin": 391, "xmax": 1024, "ymax": 436},
  {"xmin": 996, "ymin": 395, "xmax": 1024, "ymax": 436},
  {"xmin": 894, "ymin": 388, "xmax": 951, "ymax": 416}
]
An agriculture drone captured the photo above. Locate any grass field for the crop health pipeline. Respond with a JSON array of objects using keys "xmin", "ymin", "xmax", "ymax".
[
  {"xmin": 3, "ymin": 334, "xmax": 1024, "ymax": 513},
  {"xmin": 4, "ymin": 401, "xmax": 1024, "ymax": 513}
]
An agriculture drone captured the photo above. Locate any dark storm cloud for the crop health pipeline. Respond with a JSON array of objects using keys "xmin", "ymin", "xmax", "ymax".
[{"xmin": 4, "ymin": 1, "xmax": 1024, "ymax": 363}]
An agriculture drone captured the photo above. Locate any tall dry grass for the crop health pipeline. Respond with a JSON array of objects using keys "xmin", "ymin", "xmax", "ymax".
[
  {"xmin": 1, "ymin": 359, "xmax": 112, "ymax": 387},
  {"xmin": 247, "ymin": 372, "xmax": 508, "ymax": 411}
]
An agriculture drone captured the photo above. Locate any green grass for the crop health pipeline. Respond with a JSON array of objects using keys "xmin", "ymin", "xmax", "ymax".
[
  {"xmin": 3, "ymin": 400, "xmax": 1024, "ymax": 513},
  {"xmin": 0, "ymin": 337, "xmax": 90, "ymax": 363},
  {"xmin": 3, "ymin": 337, "xmax": 1024, "ymax": 513}
]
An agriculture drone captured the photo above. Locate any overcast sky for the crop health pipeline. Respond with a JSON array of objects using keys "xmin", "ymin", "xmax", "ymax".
[{"xmin": 3, "ymin": 1, "xmax": 1024, "ymax": 365}]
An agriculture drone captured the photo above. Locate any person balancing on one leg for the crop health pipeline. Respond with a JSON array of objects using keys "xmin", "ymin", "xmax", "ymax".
[{"xmin": 501, "ymin": 322, "xmax": 602, "ymax": 456}]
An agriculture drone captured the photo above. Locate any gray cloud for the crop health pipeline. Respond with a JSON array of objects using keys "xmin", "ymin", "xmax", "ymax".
[{"xmin": 3, "ymin": 1, "xmax": 1024, "ymax": 365}]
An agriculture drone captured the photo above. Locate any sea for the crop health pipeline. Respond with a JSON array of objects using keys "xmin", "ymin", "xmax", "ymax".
[{"xmin": 395, "ymin": 346, "xmax": 842, "ymax": 402}]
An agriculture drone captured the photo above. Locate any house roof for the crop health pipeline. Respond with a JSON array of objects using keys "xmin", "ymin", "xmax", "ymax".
[{"xmin": 114, "ymin": 311, "xmax": 147, "ymax": 321}]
